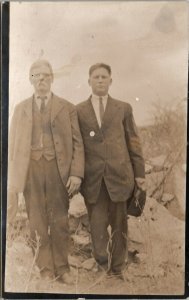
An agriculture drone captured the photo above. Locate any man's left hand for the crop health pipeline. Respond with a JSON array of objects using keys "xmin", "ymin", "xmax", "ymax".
[{"xmin": 66, "ymin": 176, "xmax": 82, "ymax": 198}]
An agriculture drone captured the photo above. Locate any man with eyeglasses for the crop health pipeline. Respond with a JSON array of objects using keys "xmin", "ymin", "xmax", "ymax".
[{"xmin": 7, "ymin": 59, "xmax": 84, "ymax": 284}]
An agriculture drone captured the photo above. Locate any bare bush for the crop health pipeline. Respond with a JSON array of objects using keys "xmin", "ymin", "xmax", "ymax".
[{"xmin": 139, "ymin": 99, "xmax": 186, "ymax": 163}]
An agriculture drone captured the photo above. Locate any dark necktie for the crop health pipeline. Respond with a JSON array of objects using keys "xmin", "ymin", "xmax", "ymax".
[
  {"xmin": 40, "ymin": 96, "xmax": 47, "ymax": 113},
  {"xmin": 99, "ymin": 97, "xmax": 105, "ymax": 124}
]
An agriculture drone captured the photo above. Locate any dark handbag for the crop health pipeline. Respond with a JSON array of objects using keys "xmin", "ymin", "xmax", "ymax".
[{"xmin": 127, "ymin": 184, "xmax": 146, "ymax": 217}]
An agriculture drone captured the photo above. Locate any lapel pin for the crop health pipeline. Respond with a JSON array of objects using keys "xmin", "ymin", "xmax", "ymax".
[{"xmin": 90, "ymin": 131, "xmax": 95, "ymax": 137}]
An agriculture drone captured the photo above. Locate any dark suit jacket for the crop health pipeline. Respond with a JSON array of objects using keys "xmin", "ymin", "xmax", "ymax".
[
  {"xmin": 76, "ymin": 96, "xmax": 145, "ymax": 204},
  {"xmin": 8, "ymin": 93, "xmax": 84, "ymax": 193}
]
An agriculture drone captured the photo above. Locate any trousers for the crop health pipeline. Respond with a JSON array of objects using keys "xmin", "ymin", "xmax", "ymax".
[
  {"xmin": 24, "ymin": 157, "xmax": 70, "ymax": 276},
  {"xmin": 86, "ymin": 180, "xmax": 128, "ymax": 274}
]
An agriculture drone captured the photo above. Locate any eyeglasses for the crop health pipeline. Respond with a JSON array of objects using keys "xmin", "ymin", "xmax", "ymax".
[{"xmin": 31, "ymin": 73, "xmax": 52, "ymax": 80}]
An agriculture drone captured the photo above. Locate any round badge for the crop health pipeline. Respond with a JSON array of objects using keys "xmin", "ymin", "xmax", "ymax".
[{"xmin": 90, "ymin": 131, "xmax": 95, "ymax": 137}]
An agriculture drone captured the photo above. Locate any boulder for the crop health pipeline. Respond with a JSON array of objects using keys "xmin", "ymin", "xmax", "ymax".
[
  {"xmin": 164, "ymin": 163, "xmax": 186, "ymax": 218},
  {"xmin": 81, "ymin": 258, "xmax": 96, "ymax": 270},
  {"xmin": 148, "ymin": 155, "xmax": 169, "ymax": 172},
  {"xmin": 69, "ymin": 216, "xmax": 81, "ymax": 234},
  {"xmin": 161, "ymin": 193, "xmax": 175, "ymax": 205},
  {"xmin": 128, "ymin": 216, "xmax": 144, "ymax": 244},
  {"xmin": 69, "ymin": 193, "xmax": 87, "ymax": 218},
  {"xmin": 145, "ymin": 171, "xmax": 165, "ymax": 200},
  {"xmin": 145, "ymin": 163, "xmax": 153, "ymax": 174},
  {"xmin": 68, "ymin": 255, "xmax": 82, "ymax": 268},
  {"xmin": 171, "ymin": 164, "xmax": 186, "ymax": 216},
  {"xmin": 128, "ymin": 197, "xmax": 184, "ymax": 272},
  {"xmin": 71, "ymin": 231, "xmax": 91, "ymax": 248}
]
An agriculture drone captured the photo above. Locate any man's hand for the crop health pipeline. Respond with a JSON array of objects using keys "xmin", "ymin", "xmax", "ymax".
[
  {"xmin": 135, "ymin": 177, "xmax": 146, "ymax": 191},
  {"xmin": 7, "ymin": 190, "xmax": 18, "ymax": 224},
  {"xmin": 66, "ymin": 176, "xmax": 82, "ymax": 198}
]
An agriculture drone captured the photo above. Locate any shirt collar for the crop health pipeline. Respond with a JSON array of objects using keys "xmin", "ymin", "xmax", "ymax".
[
  {"xmin": 34, "ymin": 92, "xmax": 52, "ymax": 110},
  {"xmin": 35, "ymin": 91, "xmax": 52, "ymax": 102},
  {"xmin": 91, "ymin": 94, "xmax": 108, "ymax": 102}
]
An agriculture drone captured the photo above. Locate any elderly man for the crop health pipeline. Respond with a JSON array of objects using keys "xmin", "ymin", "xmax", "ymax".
[
  {"xmin": 8, "ymin": 59, "xmax": 84, "ymax": 284},
  {"xmin": 77, "ymin": 63, "xmax": 145, "ymax": 280}
]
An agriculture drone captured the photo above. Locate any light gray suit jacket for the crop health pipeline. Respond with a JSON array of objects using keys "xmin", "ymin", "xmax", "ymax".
[{"xmin": 8, "ymin": 93, "xmax": 84, "ymax": 193}]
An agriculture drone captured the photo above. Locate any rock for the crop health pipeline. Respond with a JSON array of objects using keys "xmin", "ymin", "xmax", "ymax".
[
  {"xmin": 172, "ymin": 164, "xmax": 186, "ymax": 216},
  {"xmin": 145, "ymin": 163, "xmax": 153, "ymax": 174},
  {"xmin": 69, "ymin": 216, "xmax": 81, "ymax": 234},
  {"xmin": 69, "ymin": 193, "xmax": 87, "ymax": 218},
  {"xmin": 128, "ymin": 216, "xmax": 144, "ymax": 244},
  {"xmin": 136, "ymin": 253, "xmax": 147, "ymax": 263},
  {"xmin": 164, "ymin": 163, "xmax": 186, "ymax": 218},
  {"xmin": 146, "ymin": 171, "xmax": 164, "ymax": 200},
  {"xmin": 143, "ymin": 197, "xmax": 184, "ymax": 266},
  {"xmin": 149, "ymin": 155, "xmax": 168, "ymax": 172},
  {"xmin": 68, "ymin": 255, "xmax": 82, "ymax": 268},
  {"xmin": 161, "ymin": 193, "xmax": 175, "ymax": 205},
  {"xmin": 128, "ymin": 196, "xmax": 184, "ymax": 271},
  {"xmin": 71, "ymin": 232, "xmax": 91, "ymax": 247},
  {"xmin": 81, "ymin": 258, "xmax": 96, "ymax": 270},
  {"xmin": 69, "ymin": 214, "xmax": 90, "ymax": 234},
  {"xmin": 80, "ymin": 214, "xmax": 90, "ymax": 231},
  {"xmin": 165, "ymin": 198, "xmax": 184, "ymax": 221}
]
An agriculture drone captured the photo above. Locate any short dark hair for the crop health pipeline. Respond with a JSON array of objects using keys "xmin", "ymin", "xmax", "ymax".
[{"xmin": 89, "ymin": 63, "xmax": 111, "ymax": 76}]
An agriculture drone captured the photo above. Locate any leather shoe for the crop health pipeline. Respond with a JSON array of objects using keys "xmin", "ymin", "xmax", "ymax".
[{"xmin": 59, "ymin": 272, "xmax": 74, "ymax": 284}]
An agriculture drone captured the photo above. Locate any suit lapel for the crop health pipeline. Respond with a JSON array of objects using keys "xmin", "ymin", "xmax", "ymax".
[
  {"xmin": 51, "ymin": 93, "xmax": 65, "ymax": 122},
  {"xmin": 23, "ymin": 94, "xmax": 65, "ymax": 123},
  {"xmin": 23, "ymin": 97, "xmax": 33, "ymax": 121},
  {"xmin": 82, "ymin": 97, "xmax": 101, "ymax": 131},
  {"xmin": 81, "ymin": 96, "xmax": 121, "ymax": 132},
  {"xmin": 101, "ymin": 96, "xmax": 121, "ymax": 130}
]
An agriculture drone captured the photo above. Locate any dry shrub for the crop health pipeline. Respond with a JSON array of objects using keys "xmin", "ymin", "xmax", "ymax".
[{"xmin": 139, "ymin": 100, "xmax": 186, "ymax": 163}]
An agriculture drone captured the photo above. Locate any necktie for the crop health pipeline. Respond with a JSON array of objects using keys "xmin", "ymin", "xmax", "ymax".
[
  {"xmin": 99, "ymin": 97, "xmax": 105, "ymax": 124},
  {"xmin": 40, "ymin": 96, "xmax": 47, "ymax": 113}
]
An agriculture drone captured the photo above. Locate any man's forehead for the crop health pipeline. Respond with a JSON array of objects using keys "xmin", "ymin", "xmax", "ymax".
[
  {"xmin": 31, "ymin": 64, "xmax": 52, "ymax": 74},
  {"xmin": 91, "ymin": 67, "xmax": 110, "ymax": 76}
]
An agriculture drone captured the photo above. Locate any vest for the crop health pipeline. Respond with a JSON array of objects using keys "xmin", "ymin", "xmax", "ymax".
[{"xmin": 31, "ymin": 98, "xmax": 56, "ymax": 160}]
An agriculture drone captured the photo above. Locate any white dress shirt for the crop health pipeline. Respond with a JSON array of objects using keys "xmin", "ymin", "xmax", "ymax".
[
  {"xmin": 34, "ymin": 92, "xmax": 52, "ymax": 111},
  {"xmin": 91, "ymin": 94, "xmax": 108, "ymax": 127}
]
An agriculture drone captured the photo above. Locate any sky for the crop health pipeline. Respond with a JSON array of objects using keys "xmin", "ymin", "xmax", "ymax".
[{"xmin": 9, "ymin": 1, "xmax": 188, "ymax": 126}]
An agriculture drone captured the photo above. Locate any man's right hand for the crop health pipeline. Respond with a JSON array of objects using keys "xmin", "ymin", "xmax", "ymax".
[{"xmin": 7, "ymin": 190, "xmax": 18, "ymax": 224}]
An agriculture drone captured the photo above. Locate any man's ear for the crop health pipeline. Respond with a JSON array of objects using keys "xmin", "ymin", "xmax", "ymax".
[
  {"xmin": 110, "ymin": 78, "xmax": 112, "ymax": 85},
  {"xmin": 88, "ymin": 78, "xmax": 91, "ymax": 87}
]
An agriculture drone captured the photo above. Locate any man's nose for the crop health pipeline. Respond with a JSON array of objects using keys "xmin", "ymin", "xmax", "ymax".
[{"xmin": 39, "ymin": 73, "xmax": 45, "ymax": 80}]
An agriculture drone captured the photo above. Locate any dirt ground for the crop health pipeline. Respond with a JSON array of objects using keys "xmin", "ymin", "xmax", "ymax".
[{"xmin": 4, "ymin": 196, "xmax": 185, "ymax": 296}]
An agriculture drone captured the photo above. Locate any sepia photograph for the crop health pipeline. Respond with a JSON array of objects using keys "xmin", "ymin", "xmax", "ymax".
[{"xmin": 4, "ymin": 0, "xmax": 188, "ymax": 297}]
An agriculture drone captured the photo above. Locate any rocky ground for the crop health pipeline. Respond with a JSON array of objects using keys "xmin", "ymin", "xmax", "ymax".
[{"xmin": 5, "ymin": 156, "xmax": 186, "ymax": 295}]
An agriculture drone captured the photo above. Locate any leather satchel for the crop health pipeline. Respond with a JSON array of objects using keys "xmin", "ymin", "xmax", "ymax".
[{"xmin": 127, "ymin": 184, "xmax": 146, "ymax": 217}]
